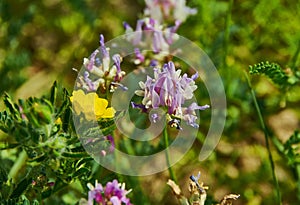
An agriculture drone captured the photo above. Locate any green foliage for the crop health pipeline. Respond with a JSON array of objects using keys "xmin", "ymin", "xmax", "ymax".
[
  {"xmin": 249, "ymin": 61, "xmax": 299, "ymax": 88},
  {"xmin": 0, "ymin": 195, "xmax": 39, "ymax": 205},
  {"xmin": 0, "ymin": 85, "xmax": 68, "ymax": 145},
  {"xmin": 247, "ymin": 58, "xmax": 300, "ymax": 204},
  {"xmin": 0, "ymin": 82, "xmax": 93, "ymax": 203},
  {"xmin": 0, "ymin": 0, "xmax": 141, "ymax": 96},
  {"xmin": 0, "ymin": 1, "xmax": 34, "ymax": 96},
  {"xmin": 283, "ymin": 131, "xmax": 300, "ymax": 168}
]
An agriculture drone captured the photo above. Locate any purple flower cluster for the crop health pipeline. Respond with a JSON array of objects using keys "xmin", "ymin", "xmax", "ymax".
[
  {"xmin": 133, "ymin": 61, "xmax": 209, "ymax": 129},
  {"xmin": 77, "ymin": 35, "xmax": 126, "ymax": 92},
  {"xmin": 123, "ymin": 0, "xmax": 196, "ymax": 66},
  {"xmin": 124, "ymin": 17, "xmax": 180, "ymax": 54},
  {"xmin": 83, "ymin": 179, "xmax": 132, "ymax": 205},
  {"xmin": 144, "ymin": 0, "xmax": 197, "ymax": 23}
]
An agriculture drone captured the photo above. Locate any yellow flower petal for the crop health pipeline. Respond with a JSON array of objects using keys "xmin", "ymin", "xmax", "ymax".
[
  {"xmin": 100, "ymin": 107, "xmax": 116, "ymax": 118},
  {"xmin": 71, "ymin": 90, "xmax": 86, "ymax": 115},
  {"xmin": 70, "ymin": 90, "xmax": 115, "ymax": 120},
  {"xmin": 94, "ymin": 98, "xmax": 109, "ymax": 116}
]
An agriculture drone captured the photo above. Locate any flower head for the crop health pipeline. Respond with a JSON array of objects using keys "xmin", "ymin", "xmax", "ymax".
[
  {"xmin": 76, "ymin": 35, "xmax": 126, "ymax": 92},
  {"xmin": 81, "ymin": 179, "xmax": 133, "ymax": 205},
  {"xmin": 133, "ymin": 61, "xmax": 209, "ymax": 128},
  {"xmin": 124, "ymin": 18, "xmax": 180, "ymax": 53},
  {"xmin": 70, "ymin": 90, "xmax": 115, "ymax": 121},
  {"xmin": 144, "ymin": 0, "xmax": 197, "ymax": 24}
]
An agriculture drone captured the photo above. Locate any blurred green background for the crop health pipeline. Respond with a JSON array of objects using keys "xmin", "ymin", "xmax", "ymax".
[{"xmin": 1, "ymin": 0, "xmax": 300, "ymax": 204}]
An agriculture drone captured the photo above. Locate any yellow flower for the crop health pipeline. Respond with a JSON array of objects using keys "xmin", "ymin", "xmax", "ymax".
[{"xmin": 70, "ymin": 90, "xmax": 115, "ymax": 121}]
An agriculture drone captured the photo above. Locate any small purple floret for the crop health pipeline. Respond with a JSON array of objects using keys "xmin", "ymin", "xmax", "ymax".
[{"xmin": 133, "ymin": 61, "xmax": 209, "ymax": 128}]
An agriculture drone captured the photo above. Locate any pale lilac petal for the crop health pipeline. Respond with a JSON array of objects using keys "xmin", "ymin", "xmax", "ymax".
[
  {"xmin": 153, "ymin": 32, "xmax": 160, "ymax": 53},
  {"xmin": 191, "ymin": 72, "xmax": 199, "ymax": 80},
  {"xmin": 133, "ymin": 19, "xmax": 144, "ymax": 45},
  {"xmin": 150, "ymin": 59, "xmax": 158, "ymax": 67},
  {"xmin": 123, "ymin": 21, "xmax": 132, "ymax": 31},
  {"xmin": 87, "ymin": 50, "xmax": 99, "ymax": 71},
  {"xmin": 110, "ymin": 196, "xmax": 121, "ymax": 205},
  {"xmin": 134, "ymin": 48, "xmax": 145, "ymax": 63},
  {"xmin": 151, "ymin": 90, "xmax": 160, "ymax": 108},
  {"xmin": 112, "ymin": 54, "xmax": 122, "ymax": 73},
  {"xmin": 151, "ymin": 113, "xmax": 159, "ymax": 123},
  {"xmin": 99, "ymin": 34, "xmax": 109, "ymax": 58}
]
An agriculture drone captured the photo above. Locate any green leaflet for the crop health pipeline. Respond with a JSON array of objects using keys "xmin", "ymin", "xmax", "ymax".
[{"xmin": 249, "ymin": 61, "xmax": 290, "ymax": 87}]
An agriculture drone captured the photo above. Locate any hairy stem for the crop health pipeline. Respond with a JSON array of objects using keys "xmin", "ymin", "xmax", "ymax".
[{"xmin": 163, "ymin": 126, "xmax": 177, "ymax": 182}]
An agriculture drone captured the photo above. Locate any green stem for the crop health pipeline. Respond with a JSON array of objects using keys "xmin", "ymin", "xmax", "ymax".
[
  {"xmin": 290, "ymin": 40, "xmax": 300, "ymax": 71},
  {"xmin": 245, "ymin": 72, "xmax": 282, "ymax": 205},
  {"xmin": 163, "ymin": 126, "xmax": 177, "ymax": 182},
  {"xmin": 297, "ymin": 164, "xmax": 300, "ymax": 201},
  {"xmin": 8, "ymin": 149, "xmax": 28, "ymax": 182}
]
